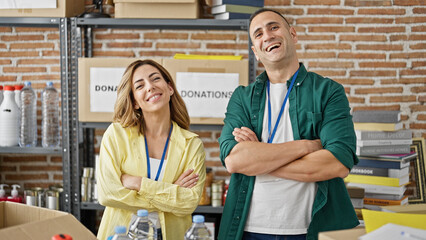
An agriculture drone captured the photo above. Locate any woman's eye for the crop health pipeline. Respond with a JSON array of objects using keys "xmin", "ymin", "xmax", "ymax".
[
  {"xmin": 153, "ymin": 77, "xmax": 161, "ymax": 81},
  {"xmin": 136, "ymin": 84, "xmax": 144, "ymax": 89}
]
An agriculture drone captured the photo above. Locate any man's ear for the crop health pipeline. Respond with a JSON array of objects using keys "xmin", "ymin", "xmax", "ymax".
[
  {"xmin": 290, "ymin": 27, "xmax": 298, "ymax": 44},
  {"xmin": 251, "ymin": 45, "xmax": 260, "ymax": 61}
]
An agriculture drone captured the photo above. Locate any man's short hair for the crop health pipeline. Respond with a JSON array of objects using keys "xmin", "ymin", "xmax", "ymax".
[{"xmin": 249, "ymin": 8, "xmax": 291, "ymax": 28}]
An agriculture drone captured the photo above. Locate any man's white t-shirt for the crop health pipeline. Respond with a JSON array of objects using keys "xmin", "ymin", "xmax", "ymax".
[{"xmin": 244, "ymin": 82, "xmax": 317, "ymax": 235}]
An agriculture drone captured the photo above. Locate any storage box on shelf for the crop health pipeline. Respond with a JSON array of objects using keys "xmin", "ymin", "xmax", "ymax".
[
  {"xmin": 0, "ymin": 0, "xmax": 85, "ymax": 17},
  {"xmin": 114, "ymin": 0, "xmax": 199, "ymax": 19}
]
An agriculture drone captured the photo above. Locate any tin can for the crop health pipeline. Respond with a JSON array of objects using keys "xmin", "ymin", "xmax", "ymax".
[
  {"xmin": 24, "ymin": 189, "xmax": 36, "ymax": 206},
  {"xmin": 31, "ymin": 187, "xmax": 45, "ymax": 207},
  {"xmin": 49, "ymin": 185, "xmax": 64, "ymax": 210}
]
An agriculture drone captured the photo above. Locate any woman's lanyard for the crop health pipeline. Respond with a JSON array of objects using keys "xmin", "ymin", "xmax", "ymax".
[
  {"xmin": 267, "ymin": 69, "xmax": 299, "ymax": 143},
  {"xmin": 144, "ymin": 123, "xmax": 173, "ymax": 181}
]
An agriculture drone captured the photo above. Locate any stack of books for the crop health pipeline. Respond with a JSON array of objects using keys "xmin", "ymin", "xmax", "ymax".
[
  {"xmin": 346, "ymin": 186, "xmax": 365, "ymax": 220},
  {"xmin": 211, "ymin": 0, "xmax": 264, "ymax": 19},
  {"xmin": 345, "ymin": 110, "xmax": 416, "ymax": 210}
]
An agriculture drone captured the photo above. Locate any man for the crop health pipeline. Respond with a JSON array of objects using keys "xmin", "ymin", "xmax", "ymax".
[{"xmin": 218, "ymin": 8, "xmax": 359, "ymax": 240}]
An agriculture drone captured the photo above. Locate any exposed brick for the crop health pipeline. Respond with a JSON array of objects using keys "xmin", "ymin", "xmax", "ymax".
[
  {"xmin": 351, "ymin": 70, "xmax": 396, "ymax": 77},
  {"xmin": 345, "ymin": 0, "xmax": 392, "ymax": 6},
  {"xmin": 0, "ymin": 76, "xmax": 16, "ymax": 81},
  {"xmin": 0, "ymin": 43, "xmax": 6, "ymax": 49},
  {"xmin": 401, "ymin": 69, "xmax": 426, "ymax": 76},
  {"xmin": 358, "ymin": 8, "xmax": 406, "ymax": 15},
  {"xmin": 47, "ymin": 33, "xmax": 59, "ymax": 40},
  {"xmin": 93, "ymin": 51, "xmax": 135, "ymax": 57},
  {"xmin": 413, "ymin": 8, "xmax": 426, "ymax": 14},
  {"xmin": 50, "ymin": 66, "xmax": 60, "ymax": 72},
  {"xmin": 213, "ymin": 171, "xmax": 231, "ymax": 177},
  {"xmin": 24, "ymin": 183, "xmax": 57, "ymax": 189},
  {"xmin": 338, "ymin": 53, "xmax": 386, "ymax": 59},
  {"xmin": 390, "ymin": 35, "xmax": 408, "ymax": 41},
  {"xmin": 396, "ymin": 17, "xmax": 426, "ymax": 24},
  {"xmin": 370, "ymin": 96, "xmax": 417, "ymax": 103},
  {"xmin": 205, "ymin": 161, "xmax": 223, "ymax": 167},
  {"xmin": 22, "ymin": 74, "xmax": 60, "ymax": 81},
  {"xmin": 294, "ymin": 26, "xmax": 307, "ymax": 33},
  {"xmin": 3, "ymin": 67, "xmax": 46, "ymax": 73},
  {"xmin": 210, "ymin": 152, "xmax": 220, "ymax": 158},
  {"xmin": 53, "ymin": 174, "xmax": 63, "ymax": 180},
  {"xmin": 298, "ymin": 34, "xmax": 335, "ymax": 41},
  {"xmin": 297, "ymin": 17, "xmax": 343, "ymax": 24},
  {"xmin": 309, "ymin": 61, "xmax": 354, "ymax": 68},
  {"xmin": 20, "ymin": 166, "xmax": 63, "ymax": 171},
  {"xmin": 305, "ymin": 43, "xmax": 351, "ymax": 50},
  {"xmin": 411, "ymin": 86, "xmax": 426, "ymax": 93},
  {"xmin": 275, "ymin": 8, "xmax": 305, "ymax": 16},
  {"xmin": 412, "ymin": 61, "xmax": 426, "ymax": 68},
  {"xmin": 139, "ymin": 51, "xmax": 177, "ymax": 57},
  {"xmin": 390, "ymin": 52, "xmax": 425, "ymax": 59},
  {"xmin": 346, "ymin": 18, "xmax": 394, "ymax": 24},
  {"xmin": 1, "ymin": 35, "xmax": 44, "ymax": 41},
  {"xmin": 295, "ymin": 0, "xmax": 340, "ymax": 4},
  {"xmin": 409, "ymin": 123, "xmax": 426, "ymax": 130},
  {"xmin": 193, "ymin": 131, "xmax": 212, "ymax": 138},
  {"xmin": 106, "ymin": 42, "xmax": 152, "ymax": 48},
  {"xmin": 340, "ymin": 35, "xmax": 386, "ymax": 42},
  {"xmin": 412, "ymin": 26, "xmax": 426, "ymax": 32},
  {"xmin": 157, "ymin": 42, "xmax": 201, "ymax": 49},
  {"xmin": 95, "ymin": 33, "xmax": 140, "ymax": 40},
  {"xmin": 0, "ymin": 60, "xmax": 12, "ymax": 65},
  {"xmin": 348, "ymin": 97, "xmax": 365, "ymax": 103},
  {"xmin": 144, "ymin": 32, "xmax": 189, "ymax": 40},
  {"xmin": 17, "ymin": 59, "xmax": 59, "ymax": 65},
  {"xmin": 352, "ymin": 105, "xmax": 400, "ymax": 111},
  {"xmin": 0, "ymin": 51, "xmax": 39, "ymax": 57},
  {"xmin": 42, "ymin": 50, "xmax": 60, "ymax": 56},
  {"xmin": 410, "ymin": 43, "xmax": 426, "ymax": 50},
  {"xmin": 409, "ymin": 35, "xmax": 426, "ymax": 41},
  {"xmin": 358, "ymin": 62, "xmax": 406, "ymax": 68},
  {"xmin": 5, "ymin": 174, "xmax": 49, "ymax": 181},
  {"xmin": 0, "ymin": 166, "xmax": 17, "ymax": 172},
  {"xmin": 418, "ymin": 114, "xmax": 426, "ymax": 121},
  {"xmin": 0, "ymin": 27, "xmax": 12, "ymax": 32},
  {"xmin": 15, "ymin": 27, "xmax": 56, "ymax": 32},
  {"xmin": 312, "ymin": 70, "xmax": 346, "ymax": 77},
  {"xmin": 51, "ymin": 157, "xmax": 63, "ymax": 163},
  {"xmin": 355, "ymin": 87, "xmax": 402, "ymax": 94},
  {"xmin": 298, "ymin": 52, "xmax": 336, "ymax": 59},
  {"xmin": 356, "ymin": 44, "xmax": 403, "ymax": 51},
  {"xmin": 309, "ymin": 26, "xmax": 355, "ymax": 33},
  {"xmin": 334, "ymin": 78, "xmax": 375, "ymax": 85},
  {"xmin": 203, "ymin": 142, "xmax": 220, "ymax": 148},
  {"xmin": 307, "ymin": 8, "xmax": 354, "ymax": 15},
  {"xmin": 411, "ymin": 105, "xmax": 426, "ymax": 112},
  {"xmin": 265, "ymin": 0, "xmax": 291, "ymax": 5},
  {"xmin": 394, "ymin": 0, "xmax": 426, "ymax": 6},
  {"xmin": 205, "ymin": 43, "xmax": 246, "ymax": 50},
  {"xmin": 191, "ymin": 33, "xmax": 236, "ymax": 41},
  {"xmin": 358, "ymin": 27, "xmax": 405, "ymax": 33}
]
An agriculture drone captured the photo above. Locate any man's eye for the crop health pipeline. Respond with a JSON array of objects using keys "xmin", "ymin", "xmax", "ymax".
[
  {"xmin": 255, "ymin": 33, "xmax": 262, "ymax": 38},
  {"xmin": 271, "ymin": 26, "xmax": 278, "ymax": 30}
]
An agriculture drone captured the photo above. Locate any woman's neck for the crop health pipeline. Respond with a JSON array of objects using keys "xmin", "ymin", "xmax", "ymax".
[{"xmin": 144, "ymin": 111, "xmax": 172, "ymax": 138}]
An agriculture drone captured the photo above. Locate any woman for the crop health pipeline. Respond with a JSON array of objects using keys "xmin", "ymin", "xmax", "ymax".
[{"xmin": 97, "ymin": 59, "xmax": 206, "ymax": 240}]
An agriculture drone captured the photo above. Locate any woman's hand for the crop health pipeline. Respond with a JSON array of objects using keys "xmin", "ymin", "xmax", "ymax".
[
  {"xmin": 174, "ymin": 169, "xmax": 199, "ymax": 188},
  {"xmin": 233, "ymin": 127, "xmax": 259, "ymax": 142},
  {"xmin": 121, "ymin": 174, "xmax": 142, "ymax": 191}
]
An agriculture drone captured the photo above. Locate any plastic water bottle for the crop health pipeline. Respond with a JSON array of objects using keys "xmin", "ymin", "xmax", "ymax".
[
  {"xmin": 112, "ymin": 226, "xmax": 131, "ymax": 240},
  {"xmin": 14, "ymin": 84, "xmax": 24, "ymax": 109},
  {"xmin": 41, "ymin": 81, "xmax": 60, "ymax": 147},
  {"xmin": 0, "ymin": 86, "xmax": 19, "ymax": 147},
  {"xmin": 19, "ymin": 82, "xmax": 37, "ymax": 147},
  {"xmin": 128, "ymin": 209, "xmax": 157, "ymax": 240},
  {"xmin": 184, "ymin": 215, "xmax": 212, "ymax": 240}
]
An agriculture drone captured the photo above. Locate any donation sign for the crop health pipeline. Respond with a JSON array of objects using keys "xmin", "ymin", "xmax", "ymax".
[{"xmin": 90, "ymin": 67, "xmax": 125, "ymax": 113}]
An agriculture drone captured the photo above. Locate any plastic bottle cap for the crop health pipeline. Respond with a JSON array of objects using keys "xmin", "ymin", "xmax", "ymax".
[
  {"xmin": 0, "ymin": 86, "xmax": 3, "ymax": 90},
  {"xmin": 47, "ymin": 81, "xmax": 53, "ymax": 87},
  {"xmin": 137, "ymin": 209, "xmax": 148, "ymax": 217},
  {"xmin": 25, "ymin": 81, "xmax": 31, "ymax": 86},
  {"xmin": 115, "ymin": 226, "xmax": 127, "ymax": 234},
  {"xmin": 193, "ymin": 215, "xmax": 205, "ymax": 223},
  {"xmin": 0, "ymin": 184, "xmax": 8, "ymax": 197},
  {"xmin": 14, "ymin": 85, "xmax": 24, "ymax": 90},
  {"xmin": 4, "ymin": 86, "xmax": 15, "ymax": 91}
]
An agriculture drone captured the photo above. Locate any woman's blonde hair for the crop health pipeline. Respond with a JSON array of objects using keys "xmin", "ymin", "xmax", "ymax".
[{"xmin": 113, "ymin": 59, "xmax": 190, "ymax": 134}]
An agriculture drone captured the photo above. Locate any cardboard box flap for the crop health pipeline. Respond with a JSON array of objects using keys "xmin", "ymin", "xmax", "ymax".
[
  {"xmin": 0, "ymin": 215, "xmax": 97, "ymax": 240},
  {"xmin": 318, "ymin": 228, "xmax": 366, "ymax": 240},
  {"xmin": 114, "ymin": 0, "xmax": 195, "ymax": 3},
  {"xmin": 381, "ymin": 204, "xmax": 426, "ymax": 214}
]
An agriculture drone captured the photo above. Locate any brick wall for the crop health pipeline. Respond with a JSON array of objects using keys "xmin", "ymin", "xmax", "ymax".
[{"xmin": 0, "ymin": 0, "xmax": 425, "ymax": 190}]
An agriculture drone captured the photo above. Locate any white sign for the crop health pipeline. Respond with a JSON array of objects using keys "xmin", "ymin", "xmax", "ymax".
[
  {"xmin": 176, "ymin": 72, "xmax": 239, "ymax": 118},
  {"xmin": 90, "ymin": 67, "xmax": 126, "ymax": 113},
  {"xmin": 0, "ymin": 0, "xmax": 57, "ymax": 9}
]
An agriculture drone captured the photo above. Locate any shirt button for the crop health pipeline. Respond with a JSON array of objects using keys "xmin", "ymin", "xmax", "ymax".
[
  {"xmin": 253, "ymin": 115, "xmax": 257, "ymax": 119},
  {"xmin": 296, "ymin": 82, "xmax": 300, "ymax": 86},
  {"xmin": 236, "ymin": 216, "xmax": 240, "ymax": 220},
  {"xmin": 242, "ymin": 190, "xmax": 246, "ymax": 194},
  {"xmin": 256, "ymin": 92, "xmax": 260, "ymax": 95}
]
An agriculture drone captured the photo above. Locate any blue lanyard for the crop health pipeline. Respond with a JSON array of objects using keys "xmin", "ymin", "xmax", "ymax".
[
  {"xmin": 144, "ymin": 123, "xmax": 173, "ymax": 181},
  {"xmin": 267, "ymin": 69, "xmax": 299, "ymax": 143}
]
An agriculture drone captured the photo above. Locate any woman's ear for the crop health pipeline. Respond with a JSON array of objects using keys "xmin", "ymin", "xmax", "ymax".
[{"xmin": 168, "ymin": 83, "xmax": 174, "ymax": 96}]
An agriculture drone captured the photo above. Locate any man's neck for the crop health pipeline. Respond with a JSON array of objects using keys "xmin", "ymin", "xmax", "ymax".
[{"xmin": 265, "ymin": 59, "xmax": 300, "ymax": 84}]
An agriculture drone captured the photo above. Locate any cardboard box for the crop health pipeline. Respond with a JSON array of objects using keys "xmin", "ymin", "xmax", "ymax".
[
  {"xmin": 318, "ymin": 227, "xmax": 366, "ymax": 240},
  {"xmin": 78, "ymin": 58, "xmax": 162, "ymax": 122},
  {"xmin": 381, "ymin": 203, "xmax": 426, "ymax": 214},
  {"xmin": 0, "ymin": 0, "xmax": 85, "ymax": 17},
  {"xmin": 163, "ymin": 58, "xmax": 249, "ymax": 125},
  {"xmin": 0, "ymin": 201, "xmax": 96, "ymax": 240},
  {"xmin": 114, "ymin": 0, "xmax": 199, "ymax": 19}
]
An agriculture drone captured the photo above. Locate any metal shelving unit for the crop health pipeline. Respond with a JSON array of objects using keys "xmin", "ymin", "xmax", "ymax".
[{"xmin": 0, "ymin": 17, "xmax": 73, "ymax": 213}]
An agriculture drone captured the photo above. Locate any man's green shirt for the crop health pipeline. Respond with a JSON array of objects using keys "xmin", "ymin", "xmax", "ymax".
[{"xmin": 218, "ymin": 63, "xmax": 359, "ymax": 240}]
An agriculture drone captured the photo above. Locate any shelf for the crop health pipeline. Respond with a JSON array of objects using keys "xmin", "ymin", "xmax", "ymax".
[
  {"xmin": 76, "ymin": 18, "xmax": 249, "ymax": 30},
  {"xmin": 79, "ymin": 122, "xmax": 223, "ymax": 131},
  {"xmin": 0, "ymin": 17, "xmax": 61, "ymax": 27},
  {"xmin": 80, "ymin": 202, "xmax": 223, "ymax": 214},
  {"xmin": 0, "ymin": 146, "xmax": 62, "ymax": 155}
]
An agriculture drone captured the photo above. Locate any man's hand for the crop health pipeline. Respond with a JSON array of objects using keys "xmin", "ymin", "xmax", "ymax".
[
  {"xmin": 173, "ymin": 169, "xmax": 199, "ymax": 188},
  {"xmin": 232, "ymin": 127, "xmax": 259, "ymax": 142}
]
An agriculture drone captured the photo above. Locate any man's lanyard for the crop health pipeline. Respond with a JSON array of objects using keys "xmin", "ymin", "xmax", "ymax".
[
  {"xmin": 267, "ymin": 69, "xmax": 299, "ymax": 143},
  {"xmin": 144, "ymin": 123, "xmax": 173, "ymax": 181}
]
